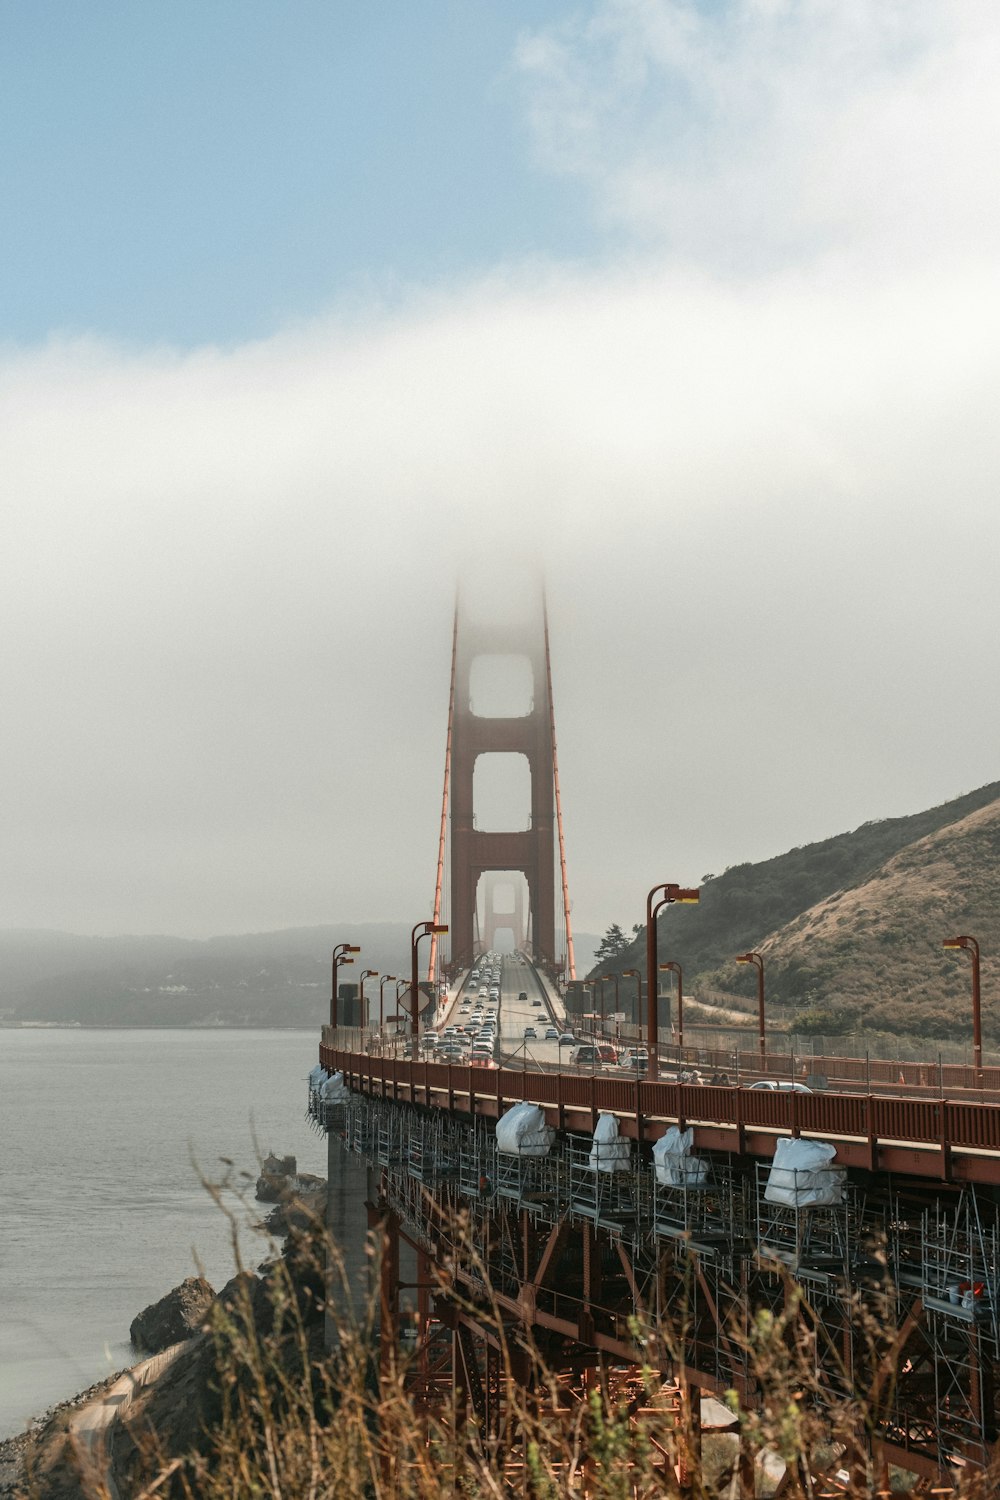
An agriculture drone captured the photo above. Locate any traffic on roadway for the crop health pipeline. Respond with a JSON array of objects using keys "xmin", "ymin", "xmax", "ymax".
[
  {"xmin": 370, "ymin": 963, "xmax": 982, "ymax": 1096},
  {"xmin": 423, "ymin": 951, "xmax": 742, "ymax": 1079},
  {"xmin": 426, "ymin": 950, "xmax": 575, "ymax": 1067}
]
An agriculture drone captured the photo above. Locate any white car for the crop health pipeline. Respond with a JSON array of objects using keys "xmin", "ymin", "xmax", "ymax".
[{"xmin": 749, "ymin": 1080, "xmax": 812, "ymax": 1092}]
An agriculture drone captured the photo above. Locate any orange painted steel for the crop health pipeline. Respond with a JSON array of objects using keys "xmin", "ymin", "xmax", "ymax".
[
  {"xmin": 427, "ymin": 601, "xmax": 458, "ymax": 983},
  {"xmin": 319, "ymin": 1041, "xmax": 1000, "ymax": 1185},
  {"xmin": 448, "ymin": 599, "xmax": 557, "ymax": 969},
  {"xmin": 543, "ymin": 593, "xmax": 576, "ymax": 981}
]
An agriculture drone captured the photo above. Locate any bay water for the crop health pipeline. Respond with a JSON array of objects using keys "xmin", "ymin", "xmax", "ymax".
[{"xmin": 0, "ymin": 1028, "xmax": 331, "ymax": 1440}]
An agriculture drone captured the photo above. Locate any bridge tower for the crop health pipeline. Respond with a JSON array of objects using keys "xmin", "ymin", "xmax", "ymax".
[
  {"xmin": 481, "ymin": 871, "xmax": 527, "ymax": 953},
  {"xmin": 431, "ymin": 591, "xmax": 576, "ymax": 979}
]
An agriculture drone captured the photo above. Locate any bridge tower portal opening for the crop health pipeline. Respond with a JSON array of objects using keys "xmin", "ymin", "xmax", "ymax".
[{"xmin": 478, "ymin": 871, "xmax": 527, "ymax": 956}]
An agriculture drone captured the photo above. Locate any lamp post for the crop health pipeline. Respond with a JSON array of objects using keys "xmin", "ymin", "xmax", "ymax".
[
  {"xmin": 358, "ymin": 969, "xmax": 378, "ymax": 1029},
  {"xmin": 330, "ymin": 942, "xmax": 361, "ymax": 1028},
  {"xmin": 379, "ymin": 974, "xmax": 397, "ymax": 1031},
  {"xmin": 581, "ymin": 980, "xmax": 595, "ymax": 1038},
  {"xmin": 661, "ymin": 961, "xmax": 684, "ymax": 1051},
  {"xmin": 645, "ymin": 884, "xmax": 700, "ymax": 1077},
  {"xmin": 411, "ymin": 920, "xmax": 448, "ymax": 1060},
  {"xmin": 602, "ymin": 973, "xmax": 620, "ymax": 1039},
  {"xmin": 735, "ymin": 951, "xmax": 766, "ymax": 1065},
  {"xmin": 943, "ymin": 935, "xmax": 983, "ymax": 1083},
  {"xmin": 623, "ymin": 968, "xmax": 643, "ymax": 1037}
]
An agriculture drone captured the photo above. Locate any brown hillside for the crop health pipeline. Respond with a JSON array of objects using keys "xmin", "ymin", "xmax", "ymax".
[{"xmin": 757, "ymin": 797, "xmax": 1000, "ymax": 1038}]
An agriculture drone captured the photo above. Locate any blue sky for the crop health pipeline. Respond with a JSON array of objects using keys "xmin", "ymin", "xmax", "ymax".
[
  {"xmin": 2, "ymin": 2, "xmax": 598, "ymax": 346},
  {"xmin": 3, "ymin": 2, "xmax": 1000, "ymax": 940}
]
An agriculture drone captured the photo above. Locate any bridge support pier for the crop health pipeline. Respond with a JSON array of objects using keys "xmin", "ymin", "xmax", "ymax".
[{"xmin": 323, "ymin": 1132, "xmax": 372, "ymax": 1351}]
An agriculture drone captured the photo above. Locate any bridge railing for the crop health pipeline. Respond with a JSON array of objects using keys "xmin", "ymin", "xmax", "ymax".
[
  {"xmin": 580, "ymin": 1030, "xmax": 1000, "ymax": 1094},
  {"xmin": 323, "ymin": 1021, "xmax": 1000, "ymax": 1100},
  {"xmin": 318, "ymin": 1038, "xmax": 1000, "ymax": 1167}
]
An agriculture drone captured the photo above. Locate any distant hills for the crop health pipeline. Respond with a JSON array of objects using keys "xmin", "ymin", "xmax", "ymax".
[
  {"xmin": 7, "ymin": 775, "xmax": 999, "ymax": 1036},
  {"xmin": 0, "ymin": 925, "xmax": 602, "ymax": 1028},
  {"xmin": 592, "ymin": 781, "xmax": 1000, "ymax": 1041}
]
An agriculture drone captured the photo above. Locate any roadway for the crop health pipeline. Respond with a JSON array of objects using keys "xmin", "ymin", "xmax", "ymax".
[{"xmin": 436, "ymin": 951, "xmax": 572, "ymax": 1065}]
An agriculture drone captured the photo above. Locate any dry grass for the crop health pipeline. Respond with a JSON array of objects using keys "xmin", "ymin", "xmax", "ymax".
[{"xmin": 15, "ymin": 1201, "xmax": 1000, "ymax": 1499}]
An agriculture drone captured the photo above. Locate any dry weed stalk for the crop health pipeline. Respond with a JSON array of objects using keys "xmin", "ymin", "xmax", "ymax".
[{"xmin": 17, "ymin": 1183, "xmax": 1000, "ymax": 1498}]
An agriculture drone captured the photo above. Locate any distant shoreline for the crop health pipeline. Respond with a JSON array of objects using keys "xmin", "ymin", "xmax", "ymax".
[{"xmin": 0, "ymin": 1021, "xmax": 322, "ymax": 1031}]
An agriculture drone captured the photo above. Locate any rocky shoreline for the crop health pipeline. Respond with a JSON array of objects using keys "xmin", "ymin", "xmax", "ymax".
[
  {"xmin": 0, "ymin": 1374, "xmax": 129, "ymax": 1499},
  {"xmin": 2, "ymin": 1154, "xmax": 325, "ymax": 1500}
]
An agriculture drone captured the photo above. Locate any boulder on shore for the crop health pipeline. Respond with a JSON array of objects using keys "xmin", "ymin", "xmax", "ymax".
[{"xmin": 130, "ymin": 1276, "xmax": 215, "ymax": 1353}]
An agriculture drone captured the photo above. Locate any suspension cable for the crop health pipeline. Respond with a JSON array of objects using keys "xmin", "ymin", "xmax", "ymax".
[
  {"xmin": 543, "ymin": 592, "xmax": 576, "ymax": 981},
  {"xmin": 428, "ymin": 597, "xmax": 458, "ymax": 982}
]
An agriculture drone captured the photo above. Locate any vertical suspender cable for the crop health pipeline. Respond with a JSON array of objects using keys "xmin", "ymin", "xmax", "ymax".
[
  {"xmin": 543, "ymin": 594, "xmax": 577, "ymax": 981},
  {"xmin": 428, "ymin": 598, "xmax": 458, "ymax": 982}
]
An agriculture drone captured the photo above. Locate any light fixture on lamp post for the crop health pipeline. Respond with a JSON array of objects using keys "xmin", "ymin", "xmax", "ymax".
[
  {"xmin": 411, "ymin": 920, "xmax": 448, "ymax": 1060},
  {"xmin": 379, "ymin": 974, "xmax": 397, "ymax": 1031},
  {"xmin": 358, "ymin": 969, "xmax": 378, "ymax": 1029},
  {"xmin": 622, "ymin": 968, "xmax": 643, "ymax": 1030},
  {"xmin": 329, "ymin": 943, "xmax": 361, "ymax": 1028},
  {"xmin": 645, "ymin": 884, "xmax": 699, "ymax": 1077}
]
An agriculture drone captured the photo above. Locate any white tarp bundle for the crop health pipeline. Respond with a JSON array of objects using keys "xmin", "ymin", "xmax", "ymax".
[
  {"xmin": 320, "ymin": 1071, "xmax": 349, "ymax": 1104},
  {"xmin": 496, "ymin": 1101, "xmax": 555, "ymax": 1157},
  {"xmin": 309, "ymin": 1065, "xmax": 328, "ymax": 1091},
  {"xmin": 588, "ymin": 1112, "xmax": 632, "ymax": 1174},
  {"xmin": 653, "ymin": 1125, "xmax": 710, "ymax": 1186},
  {"xmin": 764, "ymin": 1137, "xmax": 845, "ymax": 1207}
]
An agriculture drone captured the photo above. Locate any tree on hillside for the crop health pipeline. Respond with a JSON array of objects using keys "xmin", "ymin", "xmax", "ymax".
[{"xmin": 594, "ymin": 923, "xmax": 637, "ymax": 965}]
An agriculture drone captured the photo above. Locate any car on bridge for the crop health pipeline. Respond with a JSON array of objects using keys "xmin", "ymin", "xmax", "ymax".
[
  {"xmin": 749, "ymin": 1079, "xmax": 812, "ymax": 1092},
  {"xmin": 436, "ymin": 1042, "xmax": 466, "ymax": 1060},
  {"xmin": 571, "ymin": 1044, "xmax": 618, "ymax": 1068}
]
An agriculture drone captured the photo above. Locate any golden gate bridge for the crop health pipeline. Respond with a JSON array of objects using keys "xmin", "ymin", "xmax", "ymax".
[{"xmin": 314, "ymin": 589, "xmax": 1000, "ymax": 1495}]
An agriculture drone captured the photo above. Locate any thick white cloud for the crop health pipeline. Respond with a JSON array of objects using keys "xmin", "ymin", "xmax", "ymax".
[
  {"xmin": 515, "ymin": 1, "xmax": 1000, "ymax": 271},
  {"xmin": 2, "ymin": 2, "xmax": 999, "ymax": 938}
]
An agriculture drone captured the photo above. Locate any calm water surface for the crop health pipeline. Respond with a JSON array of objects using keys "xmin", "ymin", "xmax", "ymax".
[{"xmin": 0, "ymin": 1029, "xmax": 329, "ymax": 1439}]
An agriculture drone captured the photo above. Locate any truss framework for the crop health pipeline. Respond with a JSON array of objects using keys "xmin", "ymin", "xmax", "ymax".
[{"xmin": 320, "ymin": 1088, "xmax": 1000, "ymax": 1490}]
